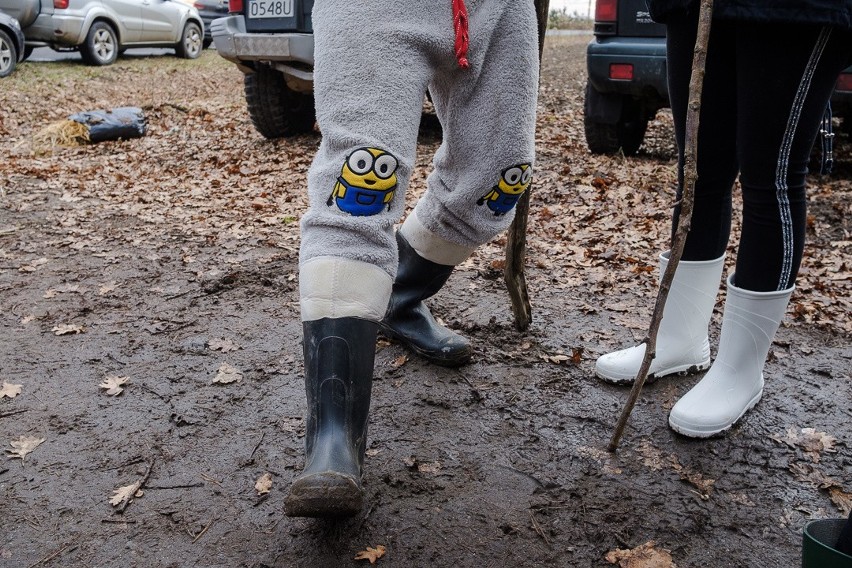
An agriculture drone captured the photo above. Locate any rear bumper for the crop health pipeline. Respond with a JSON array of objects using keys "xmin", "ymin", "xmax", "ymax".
[
  {"xmin": 24, "ymin": 12, "xmax": 86, "ymax": 46},
  {"xmin": 211, "ymin": 15, "xmax": 314, "ymax": 66},
  {"xmin": 586, "ymin": 36, "xmax": 668, "ymax": 103}
]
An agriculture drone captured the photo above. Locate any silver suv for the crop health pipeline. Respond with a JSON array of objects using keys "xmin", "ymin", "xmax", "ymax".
[{"xmin": 0, "ymin": 0, "xmax": 205, "ymax": 66}]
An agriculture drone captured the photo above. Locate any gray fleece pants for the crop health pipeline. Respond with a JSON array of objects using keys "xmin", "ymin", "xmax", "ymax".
[{"xmin": 299, "ymin": 0, "xmax": 539, "ymax": 322}]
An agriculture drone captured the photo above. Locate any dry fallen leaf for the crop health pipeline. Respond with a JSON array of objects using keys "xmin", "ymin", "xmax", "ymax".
[
  {"xmin": 99, "ymin": 376, "xmax": 129, "ymax": 396},
  {"xmin": 391, "ymin": 355, "xmax": 408, "ymax": 369},
  {"xmin": 605, "ymin": 540, "xmax": 677, "ymax": 568},
  {"xmin": 52, "ymin": 324, "xmax": 85, "ymax": 336},
  {"xmin": 789, "ymin": 462, "xmax": 852, "ymax": 515},
  {"xmin": 6, "ymin": 436, "xmax": 45, "ymax": 461},
  {"xmin": 110, "ymin": 482, "xmax": 142, "ymax": 507},
  {"xmin": 0, "ymin": 382, "xmax": 22, "ymax": 399},
  {"xmin": 98, "ymin": 281, "xmax": 119, "ymax": 295},
  {"xmin": 19, "ymin": 258, "xmax": 48, "ymax": 272},
  {"xmin": 213, "ymin": 363, "xmax": 242, "ymax": 384},
  {"xmin": 354, "ymin": 545, "xmax": 386, "ymax": 565},
  {"xmin": 255, "ymin": 472, "xmax": 273, "ymax": 495},
  {"xmin": 828, "ymin": 487, "xmax": 852, "ymax": 516},
  {"xmin": 638, "ymin": 441, "xmax": 714, "ymax": 499},
  {"xmin": 772, "ymin": 427, "xmax": 837, "ymax": 463},
  {"xmin": 208, "ymin": 337, "xmax": 239, "ymax": 352}
]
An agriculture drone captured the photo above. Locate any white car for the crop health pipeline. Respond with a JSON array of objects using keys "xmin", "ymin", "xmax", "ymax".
[{"xmin": 0, "ymin": 0, "xmax": 205, "ymax": 66}]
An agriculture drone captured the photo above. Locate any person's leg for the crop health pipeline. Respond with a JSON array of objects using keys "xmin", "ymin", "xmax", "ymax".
[
  {"xmin": 669, "ymin": 23, "xmax": 852, "ymax": 437},
  {"xmin": 734, "ymin": 23, "xmax": 852, "ymax": 292},
  {"xmin": 287, "ymin": 0, "xmax": 440, "ymax": 517},
  {"xmin": 381, "ymin": 0, "xmax": 539, "ymax": 365},
  {"xmin": 595, "ymin": 12, "xmax": 736, "ymax": 383}
]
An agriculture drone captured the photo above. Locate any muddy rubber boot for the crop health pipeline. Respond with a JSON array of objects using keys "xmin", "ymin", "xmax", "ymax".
[
  {"xmin": 595, "ymin": 252, "xmax": 725, "ymax": 384},
  {"xmin": 379, "ymin": 232, "xmax": 472, "ymax": 367},
  {"xmin": 284, "ymin": 317, "xmax": 376, "ymax": 518},
  {"xmin": 668, "ymin": 274, "xmax": 794, "ymax": 438}
]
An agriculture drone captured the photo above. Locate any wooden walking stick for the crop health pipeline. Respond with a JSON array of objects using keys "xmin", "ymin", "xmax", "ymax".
[
  {"xmin": 504, "ymin": 0, "xmax": 549, "ymax": 331},
  {"xmin": 609, "ymin": 0, "xmax": 714, "ymax": 452}
]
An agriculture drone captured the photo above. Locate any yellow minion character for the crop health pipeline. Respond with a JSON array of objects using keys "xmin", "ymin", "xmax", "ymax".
[
  {"xmin": 476, "ymin": 163, "xmax": 533, "ymax": 216},
  {"xmin": 327, "ymin": 147, "xmax": 399, "ymax": 216}
]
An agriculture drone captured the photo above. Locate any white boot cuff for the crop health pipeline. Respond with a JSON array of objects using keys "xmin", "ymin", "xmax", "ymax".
[
  {"xmin": 299, "ymin": 256, "xmax": 393, "ymax": 322},
  {"xmin": 400, "ymin": 208, "xmax": 475, "ymax": 266}
]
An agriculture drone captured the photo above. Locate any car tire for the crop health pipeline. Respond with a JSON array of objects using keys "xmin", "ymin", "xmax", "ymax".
[
  {"xmin": 0, "ymin": 29, "xmax": 17, "ymax": 78},
  {"xmin": 584, "ymin": 84, "xmax": 648, "ymax": 156},
  {"xmin": 175, "ymin": 22, "xmax": 203, "ymax": 59},
  {"xmin": 80, "ymin": 21, "xmax": 118, "ymax": 66},
  {"xmin": 23, "ymin": 45, "xmax": 34, "ymax": 62},
  {"xmin": 244, "ymin": 66, "xmax": 316, "ymax": 139}
]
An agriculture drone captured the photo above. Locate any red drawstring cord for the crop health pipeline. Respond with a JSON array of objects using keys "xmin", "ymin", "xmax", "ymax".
[{"xmin": 452, "ymin": 0, "xmax": 470, "ymax": 69}]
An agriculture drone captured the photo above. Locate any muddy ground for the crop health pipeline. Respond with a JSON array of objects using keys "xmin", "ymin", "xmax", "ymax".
[{"xmin": 1, "ymin": 34, "xmax": 850, "ymax": 568}]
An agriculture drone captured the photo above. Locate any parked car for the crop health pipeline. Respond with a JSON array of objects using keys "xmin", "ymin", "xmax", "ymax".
[
  {"xmin": 0, "ymin": 12, "xmax": 25, "ymax": 77},
  {"xmin": 0, "ymin": 0, "xmax": 205, "ymax": 66},
  {"xmin": 831, "ymin": 66, "xmax": 852, "ymax": 132},
  {"xmin": 585, "ymin": 0, "xmax": 668, "ymax": 155},
  {"xmin": 193, "ymin": 0, "xmax": 228, "ymax": 48},
  {"xmin": 212, "ymin": 0, "xmax": 315, "ymax": 139},
  {"xmin": 585, "ymin": 0, "xmax": 852, "ymax": 157}
]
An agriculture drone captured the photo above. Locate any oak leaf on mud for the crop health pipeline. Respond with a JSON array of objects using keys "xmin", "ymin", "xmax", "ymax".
[
  {"xmin": 605, "ymin": 540, "xmax": 676, "ymax": 568},
  {"xmin": 6, "ymin": 436, "xmax": 45, "ymax": 460},
  {"xmin": 772, "ymin": 427, "xmax": 837, "ymax": 463},
  {"xmin": 255, "ymin": 472, "xmax": 272, "ymax": 495},
  {"xmin": 110, "ymin": 482, "xmax": 143, "ymax": 507},
  {"xmin": 208, "ymin": 337, "xmax": 240, "ymax": 352},
  {"xmin": 98, "ymin": 281, "xmax": 119, "ymax": 295},
  {"xmin": 52, "ymin": 324, "xmax": 85, "ymax": 335},
  {"xmin": 354, "ymin": 545, "xmax": 386, "ymax": 564},
  {"xmin": 0, "ymin": 382, "xmax": 22, "ymax": 399},
  {"xmin": 213, "ymin": 363, "xmax": 242, "ymax": 384},
  {"xmin": 99, "ymin": 375, "xmax": 129, "ymax": 396}
]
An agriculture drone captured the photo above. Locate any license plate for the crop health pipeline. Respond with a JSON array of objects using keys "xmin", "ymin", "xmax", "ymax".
[{"xmin": 247, "ymin": 0, "xmax": 293, "ymax": 19}]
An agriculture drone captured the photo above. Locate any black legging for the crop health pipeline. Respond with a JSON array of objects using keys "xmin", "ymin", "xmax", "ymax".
[{"xmin": 666, "ymin": 12, "xmax": 852, "ymax": 291}]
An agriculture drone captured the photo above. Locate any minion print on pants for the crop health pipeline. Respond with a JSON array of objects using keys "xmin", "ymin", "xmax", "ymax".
[
  {"xmin": 299, "ymin": 0, "xmax": 540, "ymax": 322},
  {"xmin": 327, "ymin": 148, "xmax": 399, "ymax": 216}
]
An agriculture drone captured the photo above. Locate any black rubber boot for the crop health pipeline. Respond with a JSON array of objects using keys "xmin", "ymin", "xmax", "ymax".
[
  {"xmin": 284, "ymin": 317, "xmax": 376, "ymax": 518},
  {"xmin": 379, "ymin": 232, "xmax": 472, "ymax": 367}
]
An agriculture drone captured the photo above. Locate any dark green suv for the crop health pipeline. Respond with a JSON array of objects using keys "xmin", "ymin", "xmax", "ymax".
[{"xmin": 584, "ymin": 0, "xmax": 668, "ymax": 155}]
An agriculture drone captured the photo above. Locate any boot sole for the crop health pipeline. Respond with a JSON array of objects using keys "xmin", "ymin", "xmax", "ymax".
[
  {"xmin": 668, "ymin": 390, "xmax": 763, "ymax": 438},
  {"xmin": 284, "ymin": 472, "xmax": 363, "ymax": 518},
  {"xmin": 595, "ymin": 359, "xmax": 711, "ymax": 385},
  {"xmin": 378, "ymin": 325, "xmax": 472, "ymax": 368}
]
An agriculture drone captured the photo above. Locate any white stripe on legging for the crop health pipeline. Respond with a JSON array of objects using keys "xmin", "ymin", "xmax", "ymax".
[{"xmin": 775, "ymin": 26, "xmax": 831, "ymax": 291}]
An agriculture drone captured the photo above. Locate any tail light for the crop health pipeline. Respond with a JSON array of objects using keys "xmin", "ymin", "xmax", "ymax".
[
  {"xmin": 229, "ymin": 0, "xmax": 243, "ymax": 13},
  {"xmin": 836, "ymin": 73, "xmax": 852, "ymax": 92},
  {"xmin": 609, "ymin": 63, "xmax": 634, "ymax": 80},
  {"xmin": 194, "ymin": 1, "xmax": 203, "ymax": 8},
  {"xmin": 54, "ymin": 0, "xmax": 69, "ymax": 8},
  {"xmin": 594, "ymin": 0, "xmax": 617, "ymax": 35},
  {"xmin": 595, "ymin": 0, "xmax": 617, "ymax": 22}
]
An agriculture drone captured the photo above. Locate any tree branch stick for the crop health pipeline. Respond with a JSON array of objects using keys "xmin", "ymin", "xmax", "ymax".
[
  {"xmin": 609, "ymin": 0, "xmax": 714, "ymax": 452},
  {"xmin": 505, "ymin": 0, "xmax": 549, "ymax": 331}
]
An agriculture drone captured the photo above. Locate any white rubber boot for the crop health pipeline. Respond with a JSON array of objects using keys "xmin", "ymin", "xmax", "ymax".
[
  {"xmin": 668, "ymin": 274, "xmax": 794, "ymax": 438},
  {"xmin": 595, "ymin": 252, "xmax": 725, "ymax": 384}
]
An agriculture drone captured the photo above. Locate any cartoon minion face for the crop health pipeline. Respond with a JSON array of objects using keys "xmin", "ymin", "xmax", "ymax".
[
  {"xmin": 477, "ymin": 163, "xmax": 533, "ymax": 216},
  {"xmin": 498, "ymin": 164, "xmax": 533, "ymax": 195},
  {"xmin": 327, "ymin": 147, "xmax": 399, "ymax": 216}
]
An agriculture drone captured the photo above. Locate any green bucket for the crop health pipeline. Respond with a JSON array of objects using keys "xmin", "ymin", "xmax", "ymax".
[{"xmin": 802, "ymin": 519, "xmax": 852, "ymax": 568}]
